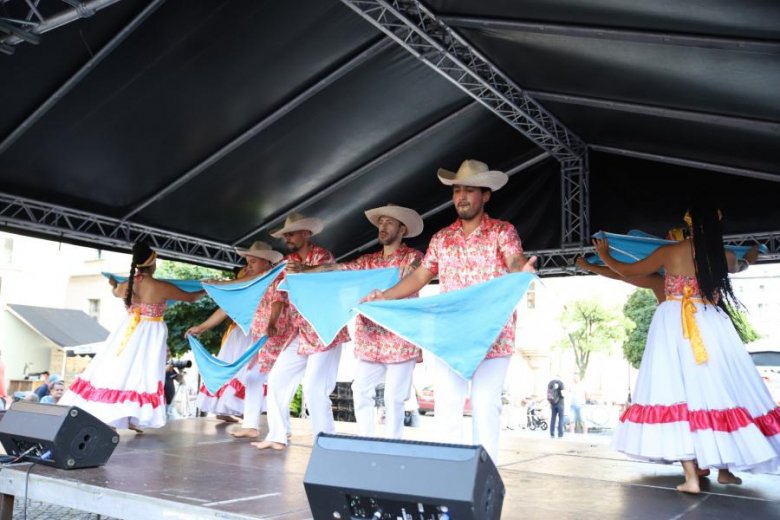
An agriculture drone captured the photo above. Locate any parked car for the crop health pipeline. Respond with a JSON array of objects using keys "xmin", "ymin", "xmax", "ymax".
[{"xmin": 417, "ymin": 385, "xmax": 472, "ymax": 415}]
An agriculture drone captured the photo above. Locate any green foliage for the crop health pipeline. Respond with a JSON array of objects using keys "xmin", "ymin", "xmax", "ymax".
[
  {"xmin": 622, "ymin": 289, "xmax": 658, "ymax": 369},
  {"xmin": 558, "ymin": 299, "xmax": 632, "ymax": 379},
  {"xmin": 158, "ymin": 260, "xmax": 231, "ymax": 358},
  {"xmin": 289, "ymin": 385, "xmax": 304, "ymax": 418},
  {"xmin": 729, "ymin": 306, "xmax": 761, "ymax": 344}
]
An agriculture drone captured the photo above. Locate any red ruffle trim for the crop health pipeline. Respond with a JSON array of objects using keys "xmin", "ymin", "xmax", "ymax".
[
  {"xmin": 69, "ymin": 378, "xmax": 165, "ymax": 408},
  {"xmin": 621, "ymin": 403, "xmax": 780, "ymax": 436},
  {"xmin": 198, "ymin": 378, "xmax": 246, "ymax": 400}
]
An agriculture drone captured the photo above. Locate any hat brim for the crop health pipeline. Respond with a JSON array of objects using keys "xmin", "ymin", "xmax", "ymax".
[
  {"xmin": 365, "ymin": 206, "xmax": 424, "ymax": 238},
  {"xmin": 270, "ymin": 218, "xmax": 324, "ymax": 239},
  {"xmin": 236, "ymin": 249, "xmax": 284, "ymax": 264},
  {"xmin": 437, "ymin": 168, "xmax": 508, "ymax": 191}
]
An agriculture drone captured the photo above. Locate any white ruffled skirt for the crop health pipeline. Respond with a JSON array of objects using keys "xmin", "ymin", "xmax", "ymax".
[
  {"xmin": 194, "ymin": 326, "xmax": 253, "ymax": 415},
  {"xmin": 611, "ymin": 299, "xmax": 780, "ymax": 473},
  {"xmin": 60, "ymin": 315, "xmax": 168, "ymax": 429}
]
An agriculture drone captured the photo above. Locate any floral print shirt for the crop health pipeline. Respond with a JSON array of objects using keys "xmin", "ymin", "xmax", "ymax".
[
  {"xmin": 422, "ymin": 214, "xmax": 523, "ymax": 358},
  {"xmin": 342, "ymin": 244, "xmax": 424, "ymax": 363}
]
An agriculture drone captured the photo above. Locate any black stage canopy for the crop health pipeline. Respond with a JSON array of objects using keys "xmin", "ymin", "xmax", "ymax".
[{"xmin": 1, "ymin": 0, "xmax": 779, "ymax": 272}]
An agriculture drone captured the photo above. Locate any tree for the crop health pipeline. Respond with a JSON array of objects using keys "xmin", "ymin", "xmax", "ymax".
[
  {"xmin": 558, "ymin": 300, "xmax": 632, "ymax": 379},
  {"xmin": 156, "ymin": 260, "xmax": 231, "ymax": 358},
  {"xmin": 622, "ymin": 289, "xmax": 658, "ymax": 369},
  {"xmin": 621, "ymin": 290, "xmax": 761, "ymax": 370}
]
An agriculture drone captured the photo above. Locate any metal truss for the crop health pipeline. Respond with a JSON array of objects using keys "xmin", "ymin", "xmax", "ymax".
[
  {"xmin": 561, "ymin": 153, "xmax": 589, "ymax": 247},
  {"xmin": 0, "ymin": 0, "xmax": 126, "ymax": 55},
  {"xmin": 339, "ymin": 0, "xmax": 585, "ymax": 161},
  {"xmin": 0, "ymin": 193, "xmax": 241, "ymax": 269},
  {"xmin": 340, "ymin": 0, "xmax": 590, "ymax": 247}
]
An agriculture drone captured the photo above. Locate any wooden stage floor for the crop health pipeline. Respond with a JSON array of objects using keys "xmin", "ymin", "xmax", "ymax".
[{"xmin": 0, "ymin": 417, "xmax": 778, "ymax": 519}]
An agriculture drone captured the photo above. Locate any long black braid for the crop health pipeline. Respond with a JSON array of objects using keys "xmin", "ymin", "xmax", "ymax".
[
  {"xmin": 124, "ymin": 242, "xmax": 154, "ymax": 307},
  {"xmin": 688, "ymin": 205, "xmax": 744, "ymax": 324}
]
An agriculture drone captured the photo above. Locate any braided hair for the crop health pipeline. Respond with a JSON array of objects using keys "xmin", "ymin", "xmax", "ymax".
[
  {"xmin": 687, "ymin": 205, "xmax": 743, "ymax": 322},
  {"xmin": 124, "ymin": 242, "xmax": 155, "ymax": 307}
]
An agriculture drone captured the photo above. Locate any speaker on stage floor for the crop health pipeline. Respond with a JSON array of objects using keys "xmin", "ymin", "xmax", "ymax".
[
  {"xmin": 304, "ymin": 434, "xmax": 504, "ymax": 520},
  {"xmin": 0, "ymin": 402, "xmax": 119, "ymax": 469}
]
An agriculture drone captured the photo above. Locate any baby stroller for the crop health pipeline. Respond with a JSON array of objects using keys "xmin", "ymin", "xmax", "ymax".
[{"xmin": 526, "ymin": 400, "xmax": 548, "ymax": 431}]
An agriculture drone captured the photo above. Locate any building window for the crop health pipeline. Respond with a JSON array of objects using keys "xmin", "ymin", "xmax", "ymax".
[
  {"xmin": 759, "ymin": 285, "xmax": 765, "ymax": 292},
  {"xmin": 1, "ymin": 238, "xmax": 12, "ymax": 264},
  {"xmin": 88, "ymin": 299, "xmax": 101, "ymax": 320},
  {"xmin": 526, "ymin": 282, "xmax": 536, "ymax": 309}
]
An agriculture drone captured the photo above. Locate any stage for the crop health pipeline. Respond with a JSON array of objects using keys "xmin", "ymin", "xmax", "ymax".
[{"xmin": 1, "ymin": 417, "xmax": 779, "ymax": 519}]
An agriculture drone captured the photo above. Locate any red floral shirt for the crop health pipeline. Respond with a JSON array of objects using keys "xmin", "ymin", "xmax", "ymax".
[
  {"xmin": 274, "ymin": 245, "xmax": 351, "ymax": 355},
  {"xmin": 342, "ymin": 244, "xmax": 424, "ymax": 363},
  {"xmin": 422, "ymin": 214, "xmax": 523, "ymax": 358},
  {"xmin": 250, "ymin": 275, "xmax": 292, "ymax": 373}
]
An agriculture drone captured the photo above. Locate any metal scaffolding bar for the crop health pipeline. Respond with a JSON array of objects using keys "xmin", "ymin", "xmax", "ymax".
[
  {"xmin": 0, "ymin": 193, "xmax": 241, "ymax": 268},
  {"xmin": 0, "ymin": 0, "xmax": 123, "ymax": 49},
  {"xmin": 440, "ymin": 15, "xmax": 780, "ymax": 56},
  {"xmin": 527, "ymin": 90, "xmax": 780, "ymax": 134},
  {"xmin": 561, "ymin": 152, "xmax": 590, "ymax": 247},
  {"xmin": 234, "ymin": 101, "xmax": 479, "ymax": 246},
  {"xmin": 123, "ymin": 37, "xmax": 394, "ymax": 222},
  {"xmin": 336, "ymin": 151, "xmax": 553, "ymax": 261},
  {"xmin": 0, "ymin": 0, "xmax": 166, "ymax": 154},
  {"xmin": 339, "ymin": 0, "xmax": 585, "ymax": 161},
  {"xmin": 589, "ymin": 145, "xmax": 780, "ymax": 183}
]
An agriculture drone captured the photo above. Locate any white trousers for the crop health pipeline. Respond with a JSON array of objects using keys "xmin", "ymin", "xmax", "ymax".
[
  {"xmin": 434, "ymin": 356, "xmax": 511, "ymax": 463},
  {"xmin": 264, "ymin": 338, "xmax": 342, "ymax": 444},
  {"xmin": 241, "ymin": 370, "xmax": 267, "ymax": 430},
  {"xmin": 352, "ymin": 359, "xmax": 416, "ymax": 439}
]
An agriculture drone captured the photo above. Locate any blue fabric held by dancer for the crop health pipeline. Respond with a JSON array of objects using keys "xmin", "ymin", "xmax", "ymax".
[
  {"xmin": 357, "ymin": 272, "xmax": 537, "ymax": 379},
  {"xmin": 585, "ymin": 232, "xmax": 767, "ymax": 268},
  {"xmin": 278, "ymin": 267, "xmax": 401, "ymax": 346},
  {"xmin": 102, "ymin": 272, "xmax": 204, "ymax": 306},
  {"xmin": 188, "ymin": 334, "xmax": 268, "ymax": 394},
  {"xmin": 202, "ymin": 262, "xmax": 286, "ymax": 334}
]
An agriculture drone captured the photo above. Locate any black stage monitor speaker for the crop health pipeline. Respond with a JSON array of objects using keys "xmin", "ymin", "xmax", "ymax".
[
  {"xmin": 0, "ymin": 402, "xmax": 119, "ymax": 469},
  {"xmin": 304, "ymin": 434, "xmax": 504, "ymax": 520}
]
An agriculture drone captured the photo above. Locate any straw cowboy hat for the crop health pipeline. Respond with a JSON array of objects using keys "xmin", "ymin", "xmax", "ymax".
[
  {"xmin": 270, "ymin": 212, "xmax": 324, "ymax": 239},
  {"xmin": 364, "ymin": 204, "xmax": 424, "ymax": 238},
  {"xmin": 236, "ymin": 241, "xmax": 283, "ymax": 263},
  {"xmin": 437, "ymin": 159, "xmax": 508, "ymax": 191}
]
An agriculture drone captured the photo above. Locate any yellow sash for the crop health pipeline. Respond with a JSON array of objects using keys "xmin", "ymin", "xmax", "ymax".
[
  {"xmin": 221, "ymin": 322, "xmax": 237, "ymax": 348},
  {"xmin": 116, "ymin": 307, "xmax": 164, "ymax": 357},
  {"xmin": 666, "ymin": 286, "xmax": 709, "ymax": 364}
]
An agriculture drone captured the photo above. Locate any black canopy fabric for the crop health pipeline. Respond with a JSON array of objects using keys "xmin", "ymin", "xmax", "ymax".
[{"xmin": 1, "ymin": 0, "xmax": 778, "ymax": 266}]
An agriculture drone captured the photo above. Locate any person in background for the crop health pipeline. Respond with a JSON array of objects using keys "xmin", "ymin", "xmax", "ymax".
[
  {"xmin": 569, "ymin": 375, "xmax": 588, "ymax": 435},
  {"xmin": 547, "ymin": 376, "xmax": 565, "ymax": 438},
  {"xmin": 34, "ymin": 374, "xmax": 62, "ymax": 400},
  {"xmin": 41, "ymin": 382, "xmax": 65, "ymax": 404}
]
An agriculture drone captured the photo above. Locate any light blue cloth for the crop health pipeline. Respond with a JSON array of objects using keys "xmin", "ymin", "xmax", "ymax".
[
  {"xmin": 356, "ymin": 272, "xmax": 537, "ymax": 380},
  {"xmin": 101, "ymin": 272, "xmax": 203, "ymax": 293},
  {"xmin": 278, "ymin": 268, "xmax": 401, "ymax": 346},
  {"xmin": 202, "ymin": 263, "xmax": 286, "ymax": 335},
  {"xmin": 586, "ymin": 231, "xmax": 767, "ymax": 269},
  {"xmin": 188, "ymin": 334, "xmax": 268, "ymax": 395}
]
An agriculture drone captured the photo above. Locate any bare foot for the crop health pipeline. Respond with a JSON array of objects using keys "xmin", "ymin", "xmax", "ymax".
[
  {"xmin": 696, "ymin": 468, "xmax": 711, "ymax": 477},
  {"xmin": 216, "ymin": 415, "xmax": 238, "ymax": 423},
  {"xmin": 231, "ymin": 428, "xmax": 260, "ymax": 439},
  {"xmin": 250, "ymin": 440, "xmax": 286, "ymax": 451},
  {"xmin": 676, "ymin": 480, "xmax": 701, "ymax": 494},
  {"xmin": 717, "ymin": 470, "xmax": 742, "ymax": 485},
  {"xmin": 128, "ymin": 424, "xmax": 145, "ymax": 434}
]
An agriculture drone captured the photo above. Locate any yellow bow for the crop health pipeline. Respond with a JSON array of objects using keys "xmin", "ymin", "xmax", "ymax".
[
  {"xmin": 680, "ymin": 285, "xmax": 708, "ymax": 364},
  {"xmin": 117, "ymin": 307, "xmax": 142, "ymax": 357},
  {"xmin": 221, "ymin": 322, "xmax": 237, "ymax": 348}
]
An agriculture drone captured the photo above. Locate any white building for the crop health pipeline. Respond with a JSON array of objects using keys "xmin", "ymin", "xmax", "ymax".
[{"xmin": 0, "ymin": 232, "xmax": 131, "ymax": 390}]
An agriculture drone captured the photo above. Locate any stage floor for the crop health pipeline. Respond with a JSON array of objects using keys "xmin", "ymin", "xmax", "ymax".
[{"xmin": 1, "ymin": 417, "xmax": 779, "ymax": 519}]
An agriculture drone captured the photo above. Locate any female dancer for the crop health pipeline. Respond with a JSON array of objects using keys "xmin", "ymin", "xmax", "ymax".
[
  {"xmin": 596, "ymin": 207, "xmax": 780, "ymax": 493},
  {"xmin": 61, "ymin": 243, "xmax": 205, "ymax": 431}
]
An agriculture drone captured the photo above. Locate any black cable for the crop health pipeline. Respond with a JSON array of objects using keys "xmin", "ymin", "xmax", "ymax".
[{"xmin": 23, "ymin": 461, "xmax": 40, "ymax": 520}]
